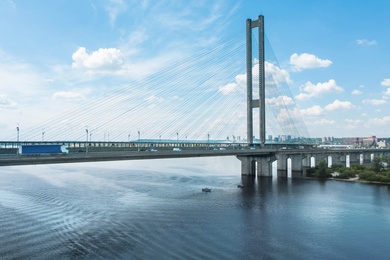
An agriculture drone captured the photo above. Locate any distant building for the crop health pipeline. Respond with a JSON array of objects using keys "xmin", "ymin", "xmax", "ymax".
[
  {"xmin": 362, "ymin": 136, "xmax": 377, "ymax": 147},
  {"xmin": 377, "ymin": 140, "xmax": 386, "ymax": 148}
]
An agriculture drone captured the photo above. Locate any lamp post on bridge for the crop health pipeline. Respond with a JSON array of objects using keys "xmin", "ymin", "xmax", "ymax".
[
  {"xmin": 207, "ymin": 133, "xmax": 210, "ymax": 150},
  {"xmin": 138, "ymin": 131, "xmax": 140, "ymax": 153},
  {"xmin": 85, "ymin": 128, "xmax": 89, "ymax": 155},
  {"xmin": 16, "ymin": 126, "xmax": 20, "ymax": 155}
]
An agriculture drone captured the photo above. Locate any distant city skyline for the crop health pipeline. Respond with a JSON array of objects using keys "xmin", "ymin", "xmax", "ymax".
[{"xmin": 1, "ymin": 0, "xmax": 390, "ymax": 140}]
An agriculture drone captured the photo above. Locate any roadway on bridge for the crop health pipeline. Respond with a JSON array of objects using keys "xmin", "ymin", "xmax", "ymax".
[
  {"xmin": 0, "ymin": 149, "xmax": 275, "ymax": 167},
  {"xmin": 1, "ymin": 147, "xmax": 387, "ymax": 167}
]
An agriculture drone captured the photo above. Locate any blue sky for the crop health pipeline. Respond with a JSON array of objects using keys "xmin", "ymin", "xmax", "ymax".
[{"xmin": 1, "ymin": 0, "xmax": 390, "ymax": 141}]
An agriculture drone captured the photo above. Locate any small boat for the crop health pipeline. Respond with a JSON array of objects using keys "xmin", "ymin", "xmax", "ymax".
[
  {"xmin": 237, "ymin": 184, "xmax": 244, "ymax": 188},
  {"xmin": 202, "ymin": 188, "xmax": 211, "ymax": 192}
]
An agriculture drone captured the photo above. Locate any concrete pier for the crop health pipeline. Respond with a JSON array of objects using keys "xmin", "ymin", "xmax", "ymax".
[
  {"xmin": 237, "ymin": 154, "xmax": 276, "ymax": 177},
  {"xmin": 257, "ymin": 156, "xmax": 275, "ymax": 177},
  {"xmin": 237, "ymin": 149, "xmax": 390, "ymax": 178},
  {"xmin": 276, "ymin": 154, "xmax": 287, "ymax": 177},
  {"xmin": 290, "ymin": 154, "xmax": 306, "ymax": 178},
  {"xmin": 349, "ymin": 153, "xmax": 360, "ymax": 166}
]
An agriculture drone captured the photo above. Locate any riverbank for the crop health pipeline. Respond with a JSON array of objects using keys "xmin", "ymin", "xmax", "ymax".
[{"xmin": 330, "ymin": 176, "xmax": 390, "ymax": 186}]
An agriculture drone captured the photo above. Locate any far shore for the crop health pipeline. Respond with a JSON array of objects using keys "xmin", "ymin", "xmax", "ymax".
[{"xmin": 330, "ymin": 176, "xmax": 390, "ymax": 185}]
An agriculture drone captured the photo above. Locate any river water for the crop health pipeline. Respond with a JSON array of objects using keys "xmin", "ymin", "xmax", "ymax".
[{"xmin": 0, "ymin": 156, "xmax": 389, "ymax": 259}]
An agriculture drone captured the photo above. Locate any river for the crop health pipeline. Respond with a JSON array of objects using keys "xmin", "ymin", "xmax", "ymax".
[{"xmin": 0, "ymin": 156, "xmax": 389, "ymax": 259}]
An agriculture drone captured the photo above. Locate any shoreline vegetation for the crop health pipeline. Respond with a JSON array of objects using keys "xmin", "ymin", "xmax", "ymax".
[{"xmin": 307, "ymin": 158, "xmax": 390, "ymax": 185}]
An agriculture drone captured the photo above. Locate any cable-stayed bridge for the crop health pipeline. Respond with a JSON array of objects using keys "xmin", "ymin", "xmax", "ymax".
[
  {"xmin": 1, "ymin": 16, "xmax": 388, "ymax": 176},
  {"xmin": 2, "ymin": 16, "xmax": 308, "ymax": 144}
]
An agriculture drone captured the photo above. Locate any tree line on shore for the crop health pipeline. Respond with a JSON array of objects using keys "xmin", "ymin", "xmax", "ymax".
[{"xmin": 307, "ymin": 158, "xmax": 390, "ymax": 183}]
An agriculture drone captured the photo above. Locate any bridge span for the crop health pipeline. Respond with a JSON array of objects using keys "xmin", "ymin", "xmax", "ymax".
[{"xmin": 1, "ymin": 145, "xmax": 389, "ymax": 178}]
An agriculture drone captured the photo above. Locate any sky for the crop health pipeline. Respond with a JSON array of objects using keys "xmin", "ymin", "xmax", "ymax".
[{"xmin": 1, "ymin": 0, "xmax": 390, "ymax": 141}]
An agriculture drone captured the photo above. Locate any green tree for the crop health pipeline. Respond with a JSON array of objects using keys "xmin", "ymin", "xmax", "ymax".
[
  {"xmin": 316, "ymin": 160, "xmax": 328, "ymax": 178},
  {"xmin": 371, "ymin": 158, "xmax": 384, "ymax": 173}
]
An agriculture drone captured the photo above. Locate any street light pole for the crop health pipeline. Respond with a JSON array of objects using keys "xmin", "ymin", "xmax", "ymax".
[
  {"xmin": 207, "ymin": 133, "xmax": 210, "ymax": 150},
  {"xmin": 16, "ymin": 126, "xmax": 19, "ymax": 155},
  {"xmin": 138, "ymin": 131, "xmax": 140, "ymax": 153},
  {"xmin": 85, "ymin": 128, "xmax": 89, "ymax": 155}
]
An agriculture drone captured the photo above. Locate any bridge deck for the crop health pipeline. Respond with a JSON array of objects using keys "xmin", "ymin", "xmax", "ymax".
[
  {"xmin": 1, "ymin": 147, "xmax": 388, "ymax": 167},
  {"xmin": 0, "ymin": 149, "xmax": 273, "ymax": 167}
]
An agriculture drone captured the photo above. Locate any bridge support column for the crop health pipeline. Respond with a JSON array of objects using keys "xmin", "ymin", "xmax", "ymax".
[
  {"xmin": 302, "ymin": 154, "xmax": 312, "ymax": 177},
  {"xmin": 237, "ymin": 156, "xmax": 256, "ymax": 176},
  {"xmin": 362, "ymin": 153, "xmax": 371, "ymax": 164},
  {"xmin": 349, "ymin": 153, "xmax": 360, "ymax": 166},
  {"xmin": 290, "ymin": 154, "xmax": 305, "ymax": 178},
  {"xmin": 257, "ymin": 156, "xmax": 275, "ymax": 177},
  {"xmin": 237, "ymin": 155, "xmax": 275, "ymax": 177},
  {"xmin": 276, "ymin": 154, "xmax": 288, "ymax": 178},
  {"xmin": 302, "ymin": 155, "xmax": 311, "ymax": 168},
  {"xmin": 330, "ymin": 153, "xmax": 343, "ymax": 167},
  {"xmin": 373, "ymin": 153, "xmax": 381, "ymax": 160},
  {"xmin": 313, "ymin": 154, "xmax": 327, "ymax": 167}
]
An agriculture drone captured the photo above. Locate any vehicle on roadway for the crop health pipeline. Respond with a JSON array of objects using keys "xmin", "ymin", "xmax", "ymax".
[{"xmin": 19, "ymin": 145, "xmax": 68, "ymax": 155}]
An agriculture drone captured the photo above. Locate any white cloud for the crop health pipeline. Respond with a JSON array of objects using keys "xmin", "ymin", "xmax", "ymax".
[
  {"xmin": 381, "ymin": 79, "xmax": 390, "ymax": 87},
  {"xmin": 290, "ymin": 53, "xmax": 332, "ymax": 72},
  {"xmin": 0, "ymin": 95, "xmax": 17, "ymax": 109},
  {"xmin": 52, "ymin": 91, "xmax": 84, "ymax": 100},
  {"xmin": 345, "ymin": 119, "xmax": 361, "ymax": 124},
  {"xmin": 299, "ymin": 105, "xmax": 324, "ymax": 116},
  {"xmin": 325, "ymin": 100, "xmax": 355, "ymax": 111},
  {"xmin": 344, "ymin": 124, "xmax": 358, "ymax": 130},
  {"xmin": 264, "ymin": 62, "xmax": 292, "ymax": 85},
  {"xmin": 296, "ymin": 79, "xmax": 343, "ymax": 100},
  {"xmin": 219, "ymin": 83, "xmax": 240, "ymax": 95},
  {"xmin": 266, "ymin": 96, "xmax": 294, "ymax": 107},
  {"xmin": 312, "ymin": 119, "xmax": 336, "ymax": 125},
  {"xmin": 351, "ymin": 89, "xmax": 362, "ymax": 95},
  {"xmin": 105, "ymin": 0, "xmax": 128, "ymax": 26},
  {"xmin": 356, "ymin": 39, "xmax": 377, "ymax": 46},
  {"xmin": 72, "ymin": 47, "xmax": 125, "ymax": 72},
  {"xmin": 362, "ymin": 99, "xmax": 387, "ymax": 105},
  {"xmin": 344, "ymin": 119, "xmax": 361, "ymax": 130},
  {"xmin": 219, "ymin": 61, "xmax": 291, "ymax": 95},
  {"xmin": 276, "ymin": 107, "xmax": 300, "ymax": 123},
  {"xmin": 384, "ymin": 88, "xmax": 390, "ymax": 96},
  {"xmin": 367, "ymin": 116, "xmax": 390, "ymax": 126}
]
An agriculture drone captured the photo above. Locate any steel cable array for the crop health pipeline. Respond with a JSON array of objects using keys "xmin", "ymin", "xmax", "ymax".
[{"xmin": 6, "ymin": 29, "xmax": 308, "ymax": 143}]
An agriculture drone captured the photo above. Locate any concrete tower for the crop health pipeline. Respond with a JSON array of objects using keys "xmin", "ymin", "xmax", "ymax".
[{"xmin": 246, "ymin": 15, "xmax": 265, "ymax": 147}]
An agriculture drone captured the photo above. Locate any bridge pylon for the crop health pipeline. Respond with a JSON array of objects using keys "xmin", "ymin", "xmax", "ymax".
[{"xmin": 246, "ymin": 15, "xmax": 265, "ymax": 147}]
